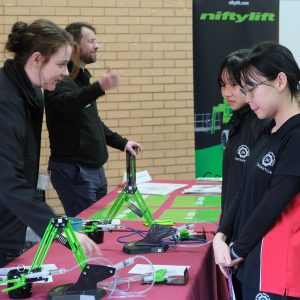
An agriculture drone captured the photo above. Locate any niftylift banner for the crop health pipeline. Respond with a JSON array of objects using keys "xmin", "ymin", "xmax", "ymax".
[{"xmin": 193, "ymin": 0, "xmax": 279, "ymax": 178}]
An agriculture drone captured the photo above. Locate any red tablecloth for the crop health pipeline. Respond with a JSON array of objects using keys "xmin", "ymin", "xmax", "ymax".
[{"xmin": 0, "ymin": 180, "xmax": 229, "ymax": 300}]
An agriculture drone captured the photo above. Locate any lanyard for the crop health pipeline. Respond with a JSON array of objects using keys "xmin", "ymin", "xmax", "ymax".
[{"xmin": 227, "ymin": 267, "xmax": 236, "ymax": 300}]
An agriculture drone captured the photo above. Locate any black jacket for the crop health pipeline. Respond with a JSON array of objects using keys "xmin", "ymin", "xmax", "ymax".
[
  {"xmin": 0, "ymin": 60, "xmax": 56, "ymax": 255},
  {"xmin": 44, "ymin": 63, "xmax": 128, "ymax": 168},
  {"xmin": 221, "ymin": 105, "xmax": 269, "ymax": 217},
  {"xmin": 218, "ymin": 115, "xmax": 300, "ymax": 291}
]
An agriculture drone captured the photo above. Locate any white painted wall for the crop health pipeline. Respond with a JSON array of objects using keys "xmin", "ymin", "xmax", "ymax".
[{"xmin": 280, "ymin": 0, "xmax": 300, "ymax": 64}]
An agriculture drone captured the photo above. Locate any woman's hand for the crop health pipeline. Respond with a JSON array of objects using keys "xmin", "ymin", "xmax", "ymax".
[
  {"xmin": 75, "ymin": 232, "xmax": 102, "ymax": 257},
  {"xmin": 230, "ymin": 256, "xmax": 244, "ymax": 268},
  {"xmin": 213, "ymin": 232, "xmax": 231, "ymax": 278}
]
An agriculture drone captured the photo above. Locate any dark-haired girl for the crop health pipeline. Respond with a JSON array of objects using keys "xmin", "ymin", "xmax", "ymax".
[
  {"xmin": 214, "ymin": 41, "xmax": 300, "ymax": 300},
  {"xmin": 218, "ymin": 48, "xmax": 270, "ymax": 300}
]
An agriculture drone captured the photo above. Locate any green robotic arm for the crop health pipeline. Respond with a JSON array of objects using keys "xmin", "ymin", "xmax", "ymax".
[{"xmin": 0, "ymin": 217, "xmax": 118, "ymax": 300}]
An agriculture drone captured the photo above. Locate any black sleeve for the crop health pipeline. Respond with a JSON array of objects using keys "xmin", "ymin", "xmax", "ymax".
[
  {"xmin": 233, "ymin": 175, "xmax": 300, "ymax": 258},
  {"xmin": 0, "ymin": 102, "xmax": 56, "ymax": 237},
  {"xmin": 44, "ymin": 77, "xmax": 105, "ymax": 114},
  {"xmin": 101, "ymin": 120, "xmax": 128, "ymax": 151},
  {"xmin": 218, "ymin": 191, "xmax": 240, "ymax": 239}
]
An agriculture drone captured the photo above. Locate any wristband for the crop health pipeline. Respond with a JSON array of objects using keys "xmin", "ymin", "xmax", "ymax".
[{"xmin": 229, "ymin": 242, "xmax": 240, "ymax": 259}]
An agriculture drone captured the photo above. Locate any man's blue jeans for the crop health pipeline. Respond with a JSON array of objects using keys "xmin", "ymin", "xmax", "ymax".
[{"xmin": 48, "ymin": 160, "xmax": 107, "ymax": 217}]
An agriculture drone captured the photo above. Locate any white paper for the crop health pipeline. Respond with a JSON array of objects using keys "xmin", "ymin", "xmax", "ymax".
[
  {"xmin": 196, "ymin": 177, "xmax": 222, "ymax": 182},
  {"xmin": 137, "ymin": 182, "xmax": 188, "ymax": 195},
  {"xmin": 182, "ymin": 185, "xmax": 222, "ymax": 194},
  {"xmin": 128, "ymin": 264, "xmax": 190, "ymax": 275},
  {"xmin": 123, "ymin": 170, "xmax": 152, "ymax": 184}
]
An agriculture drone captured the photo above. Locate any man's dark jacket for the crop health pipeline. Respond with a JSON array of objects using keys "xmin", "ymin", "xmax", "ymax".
[{"xmin": 44, "ymin": 63, "xmax": 127, "ymax": 168}]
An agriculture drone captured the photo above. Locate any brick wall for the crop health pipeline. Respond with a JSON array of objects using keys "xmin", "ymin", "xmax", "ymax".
[{"xmin": 0, "ymin": 0, "xmax": 195, "ymax": 215}]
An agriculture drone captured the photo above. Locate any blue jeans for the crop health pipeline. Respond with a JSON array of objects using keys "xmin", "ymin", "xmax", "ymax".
[{"xmin": 48, "ymin": 160, "xmax": 107, "ymax": 217}]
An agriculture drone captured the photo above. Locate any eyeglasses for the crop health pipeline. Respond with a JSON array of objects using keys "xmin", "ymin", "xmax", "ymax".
[{"xmin": 240, "ymin": 80, "xmax": 269, "ymax": 98}]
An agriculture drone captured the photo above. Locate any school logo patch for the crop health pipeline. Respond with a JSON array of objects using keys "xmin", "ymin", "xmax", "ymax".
[
  {"xmin": 255, "ymin": 292, "xmax": 271, "ymax": 300},
  {"xmin": 257, "ymin": 151, "xmax": 275, "ymax": 174},
  {"xmin": 235, "ymin": 144, "xmax": 250, "ymax": 162},
  {"xmin": 261, "ymin": 152, "xmax": 275, "ymax": 167},
  {"xmin": 237, "ymin": 145, "xmax": 250, "ymax": 159}
]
